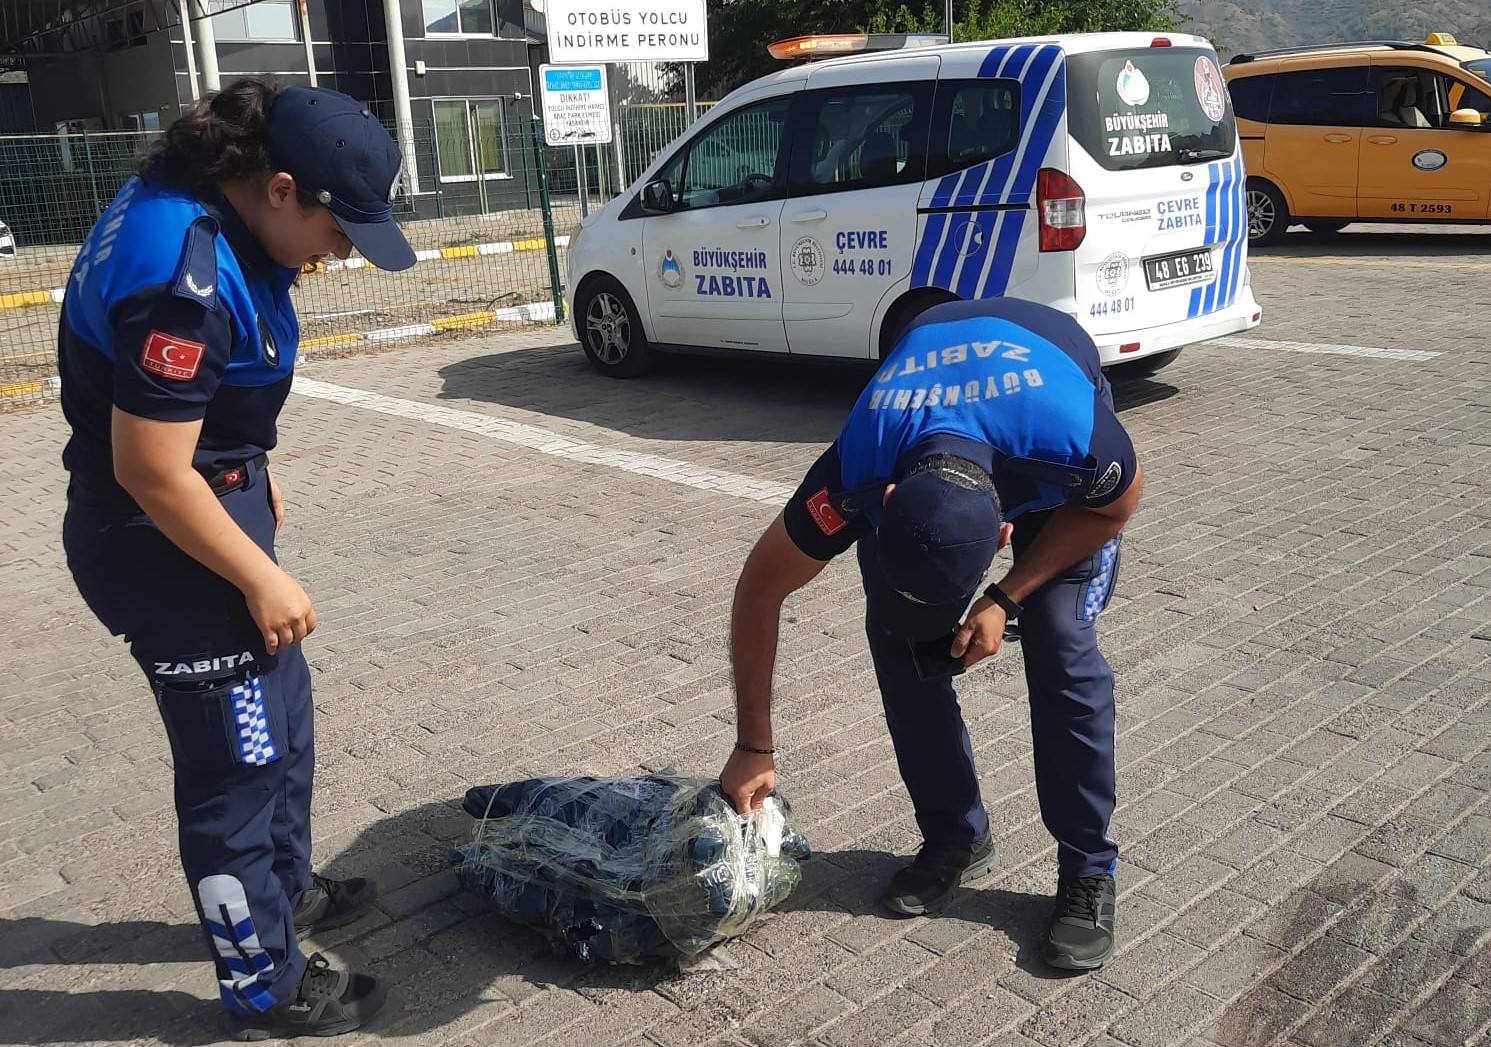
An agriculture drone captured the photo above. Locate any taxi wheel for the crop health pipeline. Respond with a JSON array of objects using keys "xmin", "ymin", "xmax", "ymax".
[
  {"xmin": 1246, "ymin": 179, "xmax": 1290, "ymax": 246},
  {"xmin": 1304, "ymin": 220, "xmax": 1349, "ymax": 235},
  {"xmin": 577, "ymin": 277, "xmax": 654, "ymax": 378}
]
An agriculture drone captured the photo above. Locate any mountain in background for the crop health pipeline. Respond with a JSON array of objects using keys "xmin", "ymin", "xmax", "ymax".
[{"xmin": 1179, "ymin": 0, "xmax": 1491, "ymax": 59}]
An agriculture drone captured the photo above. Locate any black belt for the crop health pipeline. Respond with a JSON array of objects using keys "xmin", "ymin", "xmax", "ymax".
[{"xmin": 206, "ymin": 453, "xmax": 268, "ymax": 497}]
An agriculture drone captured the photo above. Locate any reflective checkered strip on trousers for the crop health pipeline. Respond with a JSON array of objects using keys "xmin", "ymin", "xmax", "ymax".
[
  {"xmin": 1081, "ymin": 538, "xmax": 1120, "ymax": 622},
  {"xmin": 231, "ymin": 675, "xmax": 278, "ymax": 766}
]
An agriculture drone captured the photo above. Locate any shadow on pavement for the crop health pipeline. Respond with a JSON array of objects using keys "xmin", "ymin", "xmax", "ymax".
[
  {"xmin": 437, "ymin": 341, "xmax": 1178, "ymax": 446},
  {"xmin": 1253, "ymin": 227, "xmax": 1491, "ymax": 259},
  {"xmin": 784, "ymin": 847, "xmax": 1074, "ymax": 983}
]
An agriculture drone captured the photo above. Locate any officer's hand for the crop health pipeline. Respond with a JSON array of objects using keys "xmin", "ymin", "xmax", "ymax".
[
  {"xmin": 721, "ymin": 747, "xmax": 776, "ymax": 815},
  {"xmin": 952, "ymin": 597, "xmax": 1007, "ymax": 669},
  {"xmin": 245, "ymin": 567, "xmax": 318, "ymax": 655},
  {"xmin": 267, "ymin": 468, "xmax": 285, "ymax": 535}
]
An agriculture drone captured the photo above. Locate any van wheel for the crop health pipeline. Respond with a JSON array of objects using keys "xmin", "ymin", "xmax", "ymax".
[
  {"xmin": 879, "ymin": 290, "xmax": 959, "ymax": 358},
  {"xmin": 1246, "ymin": 179, "xmax": 1290, "ymax": 246},
  {"xmin": 576, "ymin": 276, "xmax": 654, "ymax": 378},
  {"xmin": 1304, "ymin": 220, "xmax": 1349, "ymax": 234},
  {"xmin": 1110, "ymin": 348, "xmax": 1181, "ymax": 378}
]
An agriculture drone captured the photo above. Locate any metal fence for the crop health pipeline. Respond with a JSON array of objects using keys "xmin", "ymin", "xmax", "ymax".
[{"xmin": 0, "ymin": 101, "xmax": 716, "ymax": 406}]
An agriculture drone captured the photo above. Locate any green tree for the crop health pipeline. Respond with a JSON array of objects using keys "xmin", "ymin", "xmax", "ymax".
[{"xmin": 677, "ymin": 0, "xmax": 1181, "ymax": 98}]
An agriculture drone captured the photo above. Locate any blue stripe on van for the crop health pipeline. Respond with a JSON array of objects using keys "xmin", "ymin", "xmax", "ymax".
[
  {"xmin": 981, "ymin": 211, "xmax": 1027, "ymax": 297},
  {"xmin": 1188, "ymin": 161, "xmax": 1221, "ymax": 318},
  {"xmin": 938, "ymin": 44, "xmax": 1035, "ymax": 210},
  {"xmin": 912, "ymin": 212, "xmax": 947, "ymax": 288},
  {"xmin": 1225, "ymin": 153, "xmax": 1248, "ymax": 308}
]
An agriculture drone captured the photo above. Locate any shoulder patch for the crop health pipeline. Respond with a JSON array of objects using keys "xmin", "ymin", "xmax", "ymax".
[
  {"xmin": 170, "ymin": 215, "xmax": 221, "ymax": 310},
  {"xmin": 1089, "ymin": 461, "xmax": 1123, "ymax": 500}
]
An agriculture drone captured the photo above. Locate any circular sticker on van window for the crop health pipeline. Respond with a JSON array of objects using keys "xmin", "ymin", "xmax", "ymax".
[
  {"xmin": 790, "ymin": 237, "xmax": 825, "ymax": 285},
  {"xmin": 1096, "ymin": 252, "xmax": 1129, "ymax": 297},
  {"xmin": 1116, "ymin": 61, "xmax": 1150, "ymax": 107},
  {"xmin": 1195, "ymin": 56, "xmax": 1227, "ymax": 122}
]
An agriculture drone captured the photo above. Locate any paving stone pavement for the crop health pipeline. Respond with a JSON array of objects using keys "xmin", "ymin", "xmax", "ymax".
[{"xmin": 2, "ymin": 225, "xmax": 1490, "ymax": 1047}]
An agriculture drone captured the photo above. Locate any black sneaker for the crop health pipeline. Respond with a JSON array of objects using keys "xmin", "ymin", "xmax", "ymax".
[
  {"xmin": 227, "ymin": 953, "xmax": 386, "ymax": 1040},
  {"xmin": 293, "ymin": 874, "xmax": 378, "ymax": 935},
  {"xmin": 1044, "ymin": 874, "xmax": 1117, "ymax": 970},
  {"xmin": 881, "ymin": 833, "xmax": 998, "ymax": 916}
]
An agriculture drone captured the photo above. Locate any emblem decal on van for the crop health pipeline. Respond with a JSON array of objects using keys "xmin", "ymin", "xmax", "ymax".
[
  {"xmin": 1194, "ymin": 57, "xmax": 1227, "ymax": 123},
  {"xmin": 659, "ymin": 249, "xmax": 684, "ymax": 287},
  {"xmin": 790, "ymin": 237, "xmax": 825, "ymax": 285},
  {"xmin": 1116, "ymin": 61, "xmax": 1150, "ymax": 107},
  {"xmin": 1096, "ymin": 253, "xmax": 1129, "ymax": 297},
  {"xmin": 1412, "ymin": 149, "xmax": 1448, "ymax": 172}
]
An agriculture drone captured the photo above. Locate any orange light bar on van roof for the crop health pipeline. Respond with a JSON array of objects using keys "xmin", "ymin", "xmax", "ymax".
[{"xmin": 767, "ymin": 33, "xmax": 949, "ymax": 60}]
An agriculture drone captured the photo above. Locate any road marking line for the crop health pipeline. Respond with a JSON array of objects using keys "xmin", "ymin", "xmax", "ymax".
[
  {"xmin": 1252, "ymin": 256, "xmax": 1489, "ymax": 270},
  {"xmin": 291, "ymin": 377, "xmax": 795, "ymax": 505},
  {"xmin": 1209, "ymin": 336, "xmax": 1440, "ymax": 361}
]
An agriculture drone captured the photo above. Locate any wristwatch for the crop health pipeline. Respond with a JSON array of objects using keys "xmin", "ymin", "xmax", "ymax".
[{"xmin": 983, "ymin": 581, "xmax": 1023, "ymax": 620}]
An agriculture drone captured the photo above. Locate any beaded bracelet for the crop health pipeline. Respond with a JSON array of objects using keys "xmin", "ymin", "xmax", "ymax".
[{"xmin": 734, "ymin": 741, "xmax": 776, "ymax": 755}]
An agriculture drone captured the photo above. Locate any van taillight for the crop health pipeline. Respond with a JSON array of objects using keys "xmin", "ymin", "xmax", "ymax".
[{"xmin": 1037, "ymin": 168, "xmax": 1085, "ymax": 252}]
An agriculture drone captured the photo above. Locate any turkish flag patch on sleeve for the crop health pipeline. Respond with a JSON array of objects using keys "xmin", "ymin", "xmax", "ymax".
[
  {"xmin": 805, "ymin": 486, "xmax": 848, "ymax": 536},
  {"xmin": 140, "ymin": 330, "xmax": 207, "ymax": 381}
]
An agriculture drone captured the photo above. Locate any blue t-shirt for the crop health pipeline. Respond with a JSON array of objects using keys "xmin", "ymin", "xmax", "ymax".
[
  {"xmin": 784, "ymin": 298, "xmax": 1137, "ymax": 559},
  {"xmin": 58, "ymin": 176, "xmax": 301, "ymax": 509}
]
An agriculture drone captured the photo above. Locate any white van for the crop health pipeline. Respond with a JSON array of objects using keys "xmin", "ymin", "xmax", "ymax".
[{"xmin": 565, "ymin": 31, "xmax": 1263, "ymax": 377}]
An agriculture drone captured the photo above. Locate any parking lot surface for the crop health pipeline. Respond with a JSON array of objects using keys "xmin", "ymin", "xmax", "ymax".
[{"xmin": 2, "ymin": 224, "xmax": 1489, "ymax": 1047}]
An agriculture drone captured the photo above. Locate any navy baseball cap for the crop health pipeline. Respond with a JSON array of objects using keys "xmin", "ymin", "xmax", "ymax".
[
  {"xmin": 868, "ymin": 454, "xmax": 1004, "ymax": 641},
  {"xmin": 264, "ymin": 86, "xmax": 416, "ymax": 272}
]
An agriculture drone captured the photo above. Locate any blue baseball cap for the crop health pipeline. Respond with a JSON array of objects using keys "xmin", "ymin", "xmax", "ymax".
[
  {"xmin": 264, "ymin": 86, "xmax": 416, "ymax": 272},
  {"xmin": 869, "ymin": 454, "xmax": 1004, "ymax": 641}
]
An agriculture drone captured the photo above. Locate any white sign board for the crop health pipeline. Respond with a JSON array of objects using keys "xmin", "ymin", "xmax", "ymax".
[
  {"xmin": 539, "ymin": 64, "xmax": 614, "ymax": 145},
  {"xmin": 544, "ymin": 0, "xmax": 709, "ymax": 64}
]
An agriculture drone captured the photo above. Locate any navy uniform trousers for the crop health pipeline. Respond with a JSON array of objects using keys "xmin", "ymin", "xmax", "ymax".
[
  {"xmin": 858, "ymin": 507, "xmax": 1121, "ymax": 879},
  {"xmin": 62, "ymin": 457, "xmax": 312, "ymax": 1014}
]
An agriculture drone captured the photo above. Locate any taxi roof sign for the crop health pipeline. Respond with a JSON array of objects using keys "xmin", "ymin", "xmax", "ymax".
[
  {"xmin": 768, "ymin": 33, "xmax": 949, "ymax": 61},
  {"xmin": 1426, "ymin": 32, "xmax": 1457, "ymax": 45}
]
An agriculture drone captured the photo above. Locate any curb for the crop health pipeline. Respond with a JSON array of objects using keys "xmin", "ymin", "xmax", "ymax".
[{"xmin": 0, "ymin": 235, "xmax": 572, "ymax": 312}]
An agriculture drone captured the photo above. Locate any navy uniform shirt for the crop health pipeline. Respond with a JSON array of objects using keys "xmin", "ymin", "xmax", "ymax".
[
  {"xmin": 784, "ymin": 297, "xmax": 1138, "ymax": 560},
  {"xmin": 58, "ymin": 176, "xmax": 300, "ymax": 509}
]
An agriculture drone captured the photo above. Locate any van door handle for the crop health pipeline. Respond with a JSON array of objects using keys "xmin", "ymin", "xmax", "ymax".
[
  {"xmin": 1367, "ymin": 134, "xmax": 1399, "ymax": 145},
  {"xmin": 736, "ymin": 216, "xmax": 772, "ymax": 229},
  {"xmin": 790, "ymin": 210, "xmax": 828, "ymax": 223},
  {"xmin": 1323, "ymin": 133, "xmax": 1353, "ymax": 143}
]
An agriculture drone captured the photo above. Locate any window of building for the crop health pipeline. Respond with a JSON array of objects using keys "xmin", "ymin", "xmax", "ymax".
[
  {"xmin": 422, "ymin": 0, "xmax": 493, "ymax": 36},
  {"xmin": 120, "ymin": 111, "xmax": 163, "ymax": 132},
  {"xmin": 433, "ymin": 99, "xmax": 508, "ymax": 180},
  {"xmin": 210, "ymin": 0, "xmax": 298, "ymax": 41}
]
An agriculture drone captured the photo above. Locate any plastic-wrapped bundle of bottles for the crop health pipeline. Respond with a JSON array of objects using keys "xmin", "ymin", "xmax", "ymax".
[{"xmin": 451, "ymin": 774, "xmax": 811, "ymax": 964}]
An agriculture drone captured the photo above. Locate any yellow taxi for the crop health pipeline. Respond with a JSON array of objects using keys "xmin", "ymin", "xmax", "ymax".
[{"xmin": 1223, "ymin": 33, "xmax": 1491, "ymax": 243}]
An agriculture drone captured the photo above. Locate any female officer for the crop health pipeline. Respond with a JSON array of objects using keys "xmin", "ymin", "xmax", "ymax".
[{"xmin": 57, "ymin": 77, "xmax": 416, "ymax": 1039}]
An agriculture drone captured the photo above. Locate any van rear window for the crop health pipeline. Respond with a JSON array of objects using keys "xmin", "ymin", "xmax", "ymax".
[{"xmin": 1066, "ymin": 48, "xmax": 1236, "ymax": 171}]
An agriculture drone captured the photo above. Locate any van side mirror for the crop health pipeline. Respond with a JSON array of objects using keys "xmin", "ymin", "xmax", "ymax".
[
  {"xmin": 1449, "ymin": 107, "xmax": 1486, "ymax": 127},
  {"xmin": 641, "ymin": 179, "xmax": 676, "ymax": 213}
]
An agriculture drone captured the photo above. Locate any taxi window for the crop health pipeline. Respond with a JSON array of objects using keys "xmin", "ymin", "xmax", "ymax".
[
  {"xmin": 1370, "ymin": 66, "xmax": 1485, "ymax": 128},
  {"xmin": 656, "ymin": 97, "xmax": 792, "ymax": 211},
  {"xmin": 1227, "ymin": 73, "xmax": 1275, "ymax": 123},
  {"xmin": 790, "ymin": 83, "xmax": 933, "ymax": 195},
  {"xmin": 1267, "ymin": 66, "xmax": 1371, "ymax": 126},
  {"xmin": 1066, "ymin": 48, "xmax": 1237, "ymax": 171}
]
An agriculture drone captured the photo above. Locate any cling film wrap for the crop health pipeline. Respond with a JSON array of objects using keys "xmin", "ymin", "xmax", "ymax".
[{"xmin": 451, "ymin": 774, "xmax": 811, "ymax": 964}]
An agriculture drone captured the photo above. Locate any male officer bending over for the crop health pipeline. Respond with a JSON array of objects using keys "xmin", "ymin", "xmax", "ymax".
[{"xmin": 718, "ymin": 297, "xmax": 1143, "ymax": 970}]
